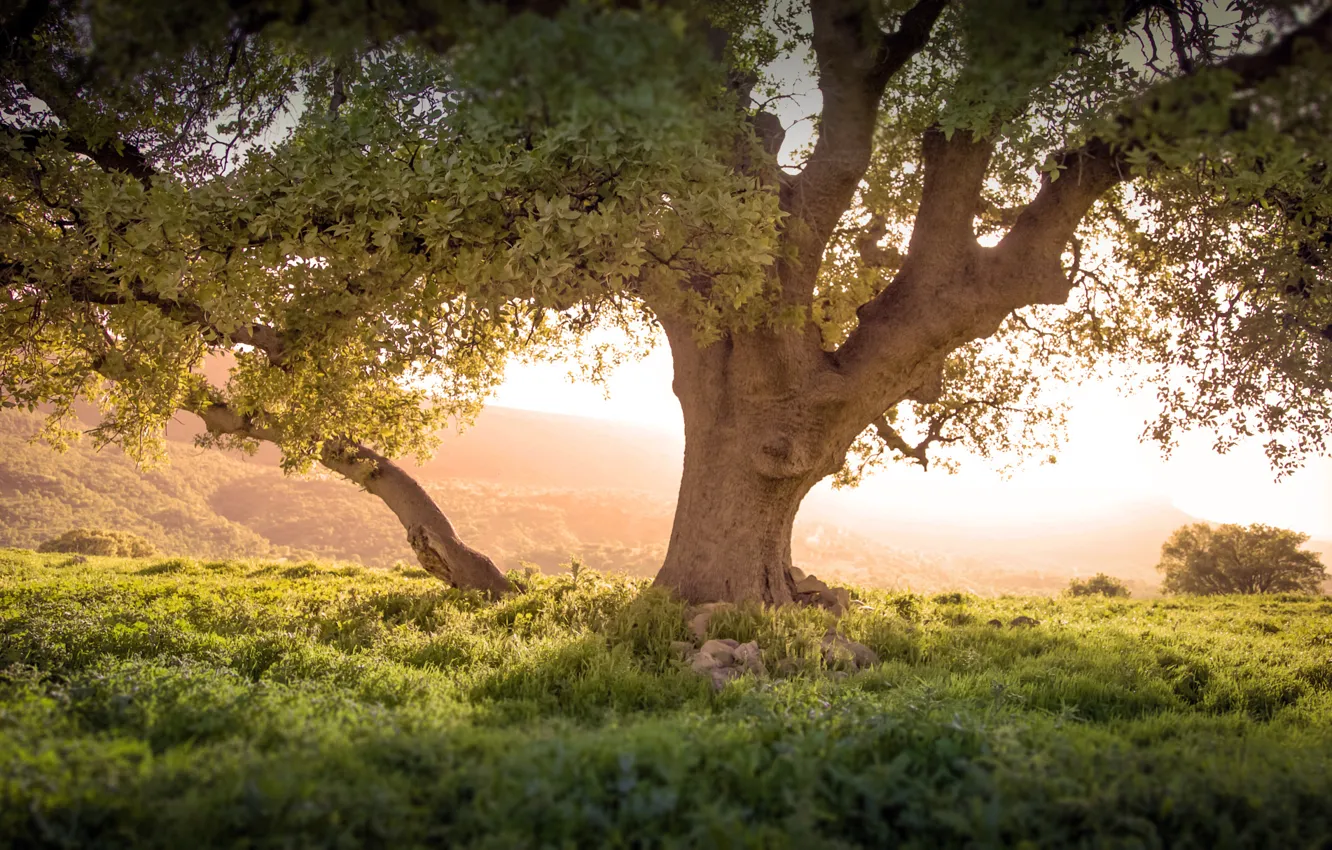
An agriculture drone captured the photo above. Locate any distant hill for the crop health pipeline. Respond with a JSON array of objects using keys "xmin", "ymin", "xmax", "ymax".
[
  {"xmin": 807, "ymin": 499, "xmax": 1201, "ymax": 582},
  {"xmin": 1, "ymin": 409, "xmax": 675, "ymax": 572},
  {"xmin": 3, "ymin": 407, "xmax": 1327, "ymax": 594},
  {"xmin": 157, "ymin": 403, "xmax": 686, "ymax": 494}
]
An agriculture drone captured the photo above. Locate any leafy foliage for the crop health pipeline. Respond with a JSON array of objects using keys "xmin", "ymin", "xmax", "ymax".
[
  {"xmin": 1158, "ymin": 522, "xmax": 1327, "ymax": 595},
  {"xmin": 36, "ymin": 527, "xmax": 155, "ymax": 558},
  {"xmin": 819, "ymin": 0, "xmax": 1332, "ymax": 476},
  {"xmin": 4, "ymin": 0, "xmax": 1331, "ymax": 492},
  {"xmin": 2, "ymin": 551, "xmax": 1332, "ymax": 846},
  {"xmin": 1066, "ymin": 572, "xmax": 1131, "ymax": 598},
  {"xmin": 0, "ymin": 1, "xmax": 776, "ymax": 469}
]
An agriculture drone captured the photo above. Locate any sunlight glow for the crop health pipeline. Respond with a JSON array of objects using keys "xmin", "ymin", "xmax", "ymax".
[{"xmin": 493, "ymin": 343, "xmax": 1332, "ymax": 540}]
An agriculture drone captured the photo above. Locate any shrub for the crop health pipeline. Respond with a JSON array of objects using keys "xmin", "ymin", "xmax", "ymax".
[
  {"xmin": 1157, "ymin": 523, "xmax": 1326, "ymax": 595},
  {"xmin": 932, "ymin": 591, "xmax": 969, "ymax": 605},
  {"xmin": 1067, "ymin": 573, "xmax": 1132, "ymax": 598},
  {"xmin": 38, "ymin": 528, "xmax": 157, "ymax": 558}
]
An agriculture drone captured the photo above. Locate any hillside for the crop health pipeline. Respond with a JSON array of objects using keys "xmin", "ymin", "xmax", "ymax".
[
  {"xmin": 2, "ymin": 408, "xmax": 1326, "ymax": 593},
  {"xmin": 0, "ymin": 409, "xmax": 672, "ymax": 573}
]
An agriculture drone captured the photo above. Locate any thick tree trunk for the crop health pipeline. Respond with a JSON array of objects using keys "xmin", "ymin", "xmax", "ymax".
[
  {"xmin": 652, "ymin": 322, "xmax": 853, "ymax": 605},
  {"xmin": 655, "ymin": 433, "xmax": 813, "ymax": 604},
  {"xmin": 319, "ymin": 442, "xmax": 511, "ymax": 596}
]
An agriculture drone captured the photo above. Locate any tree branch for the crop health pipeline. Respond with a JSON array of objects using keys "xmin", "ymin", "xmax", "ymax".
[
  {"xmin": 999, "ymin": 7, "xmax": 1332, "ymax": 277},
  {"xmin": 193, "ymin": 397, "xmax": 281, "ymax": 443},
  {"xmin": 37, "ymin": 265, "xmax": 289, "ymax": 366},
  {"xmin": 871, "ymin": 414, "xmax": 931, "ymax": 468},
  {"xmin": 785, "ymin": 0, "xmax": 948, "ymax": 246},
  {"xmin": 871, "ymin": 411, "xmax": 957, "ymax": 470},
  {"xmin": 4, "ymin": 121, "xmax": 156, "ymax": 190},
  {"xmin": 327, "ymin": 66, "xmax": 346, "ymax": 120},
  {"xmin": 835, "ymin": 7, "xmax": 1332, "ymax": 423}
]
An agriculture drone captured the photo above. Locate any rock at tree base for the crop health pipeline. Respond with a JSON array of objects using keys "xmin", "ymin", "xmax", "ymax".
[
  {"xmin": 686, "ymin": 602, "xmax": 734, "ymax": 641},
  {"xmin": 689, "ymin": 639, "xmax": 765, "ymax": 690},
  {"xmin": 795, "ymin": 574, "xmax": 830, "ymax": 595},
  {"xmin": 791, "ymin": 571, "xmax": 853, "ymax": 616},
  {"xmin": 821, "ymin": 630, "xmax": 878, "ymax": 672}
]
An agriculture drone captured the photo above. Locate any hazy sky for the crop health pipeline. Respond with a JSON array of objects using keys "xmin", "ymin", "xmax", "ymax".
[{"xmin": 494, "ymin": 340, "xmax": 1332, "ymax": 539}]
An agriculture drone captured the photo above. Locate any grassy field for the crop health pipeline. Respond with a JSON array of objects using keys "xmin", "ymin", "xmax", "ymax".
[{"xmin": 2, "ymin": 549, "xmax": 1331, "ymax": 848}]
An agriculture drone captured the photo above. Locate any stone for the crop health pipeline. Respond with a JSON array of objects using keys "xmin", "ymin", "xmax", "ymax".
[
  {"xmin": 697, "ymin": 639, "xmax": 737, "ymax": 667},
  {"xmin": 670, "ymin": 641, "xmax": 695, "ymax": 659},
  {"xmin": 789, "ymin": 565, "xmax": 807, "ymax": 583},
  {"xmin": 1008, "ymin": 616, "xmax": 1041, "ymax": 628},
  {"xmin": 686, "ymin": 602, "xmax": 734, "ymax": 641},
  {"xmin": 821, "ymin": 586, "xmax": 851, "ymax": 616},
  {"xmin": 986, "ymin": 619, "xmax": 1004, "ymax": 628},
  {"xmin": 821, "ymin": 631, "xmax": 879, "ymax": 671},
  {"xmin": 732, "ymin": 641, "xmax": 765, "ymax": 675},
  {"xmin": 789, "ymin": 575, "xmax": 853, "ymax": 617},
  {"xmin": 795, "ymin": 574, "xmax": 831, "ymax": 595},
  {"xmin": 688, "ymin": 638, "xmax": 766, "ymax": 691}
]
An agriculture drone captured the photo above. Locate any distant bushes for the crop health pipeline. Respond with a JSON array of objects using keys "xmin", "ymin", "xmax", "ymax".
[
  {"xmin": 1157, "ymin": 522, "xmax": 1326, "ymax": 595},
  {"xmin": 1066, "ymin": 573, "xmax": 1131, "ymax": 598},
  {"xmin": 38, "ymin": 528, "xmax": 156, "ymax": 558}
]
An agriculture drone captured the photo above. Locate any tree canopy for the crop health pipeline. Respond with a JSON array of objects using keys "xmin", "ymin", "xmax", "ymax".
[
  {"xmin": 3, "ymin": 0, "xmax": 1331, "ymax": 601},
  {"xmin": 1158, "ymin": 522, "xmax": 1327, "ymax": 595},
  {"xmin": 2, "ymin": 0, "xmax": 755, "ymax": 466},
  {"xmin": 1066, "ymin": 572, "xmax": 1132, "ymax": 598}
]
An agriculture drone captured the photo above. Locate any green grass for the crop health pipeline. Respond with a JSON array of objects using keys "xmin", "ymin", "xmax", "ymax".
[{"xmin": 2, "ymin": 549, "xmax": 1331, "ymax": 848}]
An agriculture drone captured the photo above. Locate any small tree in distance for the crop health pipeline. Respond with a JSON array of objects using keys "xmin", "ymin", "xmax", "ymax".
[
  {"xmin": 1066, "ymin": 573, "xmax": 1131, "ymax": 598},
  {"xmin": 1157, "ymin": 523, "xmax": 1326, "ymax": 596},
  {"xmin": 38, "ymin": 528, "xmax": 156, "ymax": 558}
]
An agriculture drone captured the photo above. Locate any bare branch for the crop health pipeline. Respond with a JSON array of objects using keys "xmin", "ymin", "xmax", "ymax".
[
  {"xmin": 871, "ymin": 414, "xmax": 930, "ymax": 468},
  {"xmin": 871, "ymin": 411, "xmax": 958, "ymax": 470}
]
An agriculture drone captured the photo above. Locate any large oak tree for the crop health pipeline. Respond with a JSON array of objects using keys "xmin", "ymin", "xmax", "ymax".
[{"xmin": 3, "ymin": 0, "xmax": 1331, "ymax": 603}]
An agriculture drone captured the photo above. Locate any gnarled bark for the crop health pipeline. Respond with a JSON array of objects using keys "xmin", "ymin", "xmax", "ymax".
[
  {"xmin": 320, "ymin": 442, "xmax": 511, "ymax": 596},
  {"xmin": 655, "ymin": 407, "xmax": 813, "ymax": 604},
  {"xmin": 651, "ymin": 321, "xmax": 854, "ymax": 604}
]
